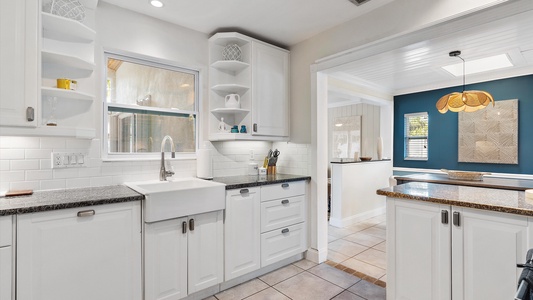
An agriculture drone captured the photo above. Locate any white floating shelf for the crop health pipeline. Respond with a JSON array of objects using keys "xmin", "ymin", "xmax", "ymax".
[
  {"xmin": 210, "ymin": 108, "xmax": 250, "ymax": 115},
  {"xmin": 211, "ymin": 60, "xmax": 249, "ymax": 72},
  {"xmin": 42, "ymin": 12, "xmax": 95, "ymax": 43},
  {"xmin": 42, "ymin": 50, "xmax": 95, "ymax": 78},
  {"xmin": 211, "ymin": 84, "xmax": 250, "ymax": 94},
  {"xmin": 41, "ymin": 87, "xmax": 95, "ymax": 101},
  {"xmin": 210, "ymin": 32, "xmax": 250, "ymax": 47}
]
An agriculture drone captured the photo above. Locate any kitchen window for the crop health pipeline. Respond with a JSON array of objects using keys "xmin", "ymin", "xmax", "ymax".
[
  {"xmin": 404, "ymin": 112, "xmax": 428, "ymax": 160},
  {"xmin": 103, "ymin": 52, "xmax": 198, "ymax": 160}
]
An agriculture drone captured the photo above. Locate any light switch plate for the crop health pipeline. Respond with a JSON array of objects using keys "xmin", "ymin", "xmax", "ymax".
[{"xmin": 51, "ymin": 152, "xmax": 87, "ymax": 169}]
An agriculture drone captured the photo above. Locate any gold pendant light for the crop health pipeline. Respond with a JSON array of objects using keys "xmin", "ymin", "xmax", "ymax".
[{"xmin": 436, "ymin": 51, "xmax": 495, "ymax": 114}]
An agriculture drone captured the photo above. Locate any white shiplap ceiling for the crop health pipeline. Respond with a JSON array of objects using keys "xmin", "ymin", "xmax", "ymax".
[
  {"xmin": 328, "ymin": 3, "xmax": 533, "ymax": 97},
  {"xmin": 100, "ymin": 0, "xmax": 393, "ymax": 47}
]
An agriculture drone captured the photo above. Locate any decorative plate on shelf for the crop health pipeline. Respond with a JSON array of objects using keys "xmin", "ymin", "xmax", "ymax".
[
  {"xmin": 222, "ymin": 44, "xmax": 242, "ymax": 61},
  {"xmin": 441, "ymin": 169, "xmax": 491, "ymax": 181},
  {"xmin": 359, "ymin": 156, "xmax": 372, "ymax": 161},
  {"xmin": 44, "ymin": 0, "xmax": 86, "ymax": 22}
]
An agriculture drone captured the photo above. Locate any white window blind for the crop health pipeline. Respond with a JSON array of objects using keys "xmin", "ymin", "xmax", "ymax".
[{"xmin": 404, "ymin": 112, "xmax": 428, "ymax": 160}]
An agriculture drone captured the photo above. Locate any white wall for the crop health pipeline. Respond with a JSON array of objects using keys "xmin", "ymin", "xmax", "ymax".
[{"xmin": 289, "ymin": 0, "xmax": 510, "ymax": 143}]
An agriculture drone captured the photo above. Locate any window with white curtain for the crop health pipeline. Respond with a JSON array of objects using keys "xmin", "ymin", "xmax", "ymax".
[{"xmin": 404, "ymin": 112, "xmax": 428, "ymax": 160}]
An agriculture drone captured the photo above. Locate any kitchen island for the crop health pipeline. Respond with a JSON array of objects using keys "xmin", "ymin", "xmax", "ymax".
[{"xmin": 377, "ymin": 182, "xmax": 532, "ymax": 300}]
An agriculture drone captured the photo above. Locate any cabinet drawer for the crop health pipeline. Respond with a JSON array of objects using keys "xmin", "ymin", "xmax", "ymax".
[
  {"xmin": 261, "ymin": 195, "xmax": 305, "ymax": 233},
  {"xmin": 260, "ymin": 181, "xmax": 305, "ymax": 202},
  {"xmin": 0, "ymin": 216, "xmax": 12, "ymax": 247},
  {"xmin": 261, "ymin": 222, "xmax": 306, "ymax": 267}
]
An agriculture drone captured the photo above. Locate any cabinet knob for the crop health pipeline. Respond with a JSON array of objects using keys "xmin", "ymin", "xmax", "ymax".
[
  {"xmin": 281, "ymin": 199, "xmax": 289, "ymax": 205},
  {"xmin": 281, "ymin": 183, "xmax": 289, "ymax": 188},
  {"xmin": 453, "ymin": 211, "xmax": 460, "ymax": 227},
  {"xmin": 281, "ymin": 228, "xmax": 289, "ymax": 234},
  {"xmin": 189, "ymin": 219, "xmax": 195, "ymax": 231},
  {"xmin": 441, "ymin": 210, "xmax": 449, "ymax": 224},
  {"xmin": 253, "ymin": 123, "xmax": 258, "ymax": 132},
  {"xmin": 26, "ymin": 107, "xmax": 35, "ymax": 122},
  {"xmin": 77, "ymin": 210, "xmax": 95, "ymax": 217},
  {"xmin": 240, "ymin": 189, "xmax": 249, "ymax": 194},
  {"xmin": 182, "ymin": 221, "xmax": 187, "ymax": 234}
]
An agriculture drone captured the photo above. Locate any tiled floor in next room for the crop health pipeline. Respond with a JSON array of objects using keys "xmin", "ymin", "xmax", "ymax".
[
  {"xmin": 204, "ymin": 214, "xmax": 386, "ymax": 300},
  {"xmin": 327, "ymin": 214, "xmax": 387, "ymax": 286}
]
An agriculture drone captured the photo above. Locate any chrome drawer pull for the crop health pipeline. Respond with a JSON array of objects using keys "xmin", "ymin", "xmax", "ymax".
[
  {"xmin": 182, "ymin": 221, "xmax": 187, "ymax": 234},
  {"xmin": 281, "ymin": 228, "xmax": 289, "ymax": 234},
  {"xmin": 77, "ymin": 210, "xmax": 95, "ymax": 217},
  {"xmin": 240, "ymin": 189, "xmax": 249, "ymax": 194},
  {"xmin": 281, "ymin": 183, "xmax": 289, "ymax": 188},
  {"xmin": 281, "ymin": 199, "xmax": 289, "ymax": 204}
]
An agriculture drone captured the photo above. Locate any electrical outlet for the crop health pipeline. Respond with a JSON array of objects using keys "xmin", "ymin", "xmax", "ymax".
[{"xmin": 51, "ymin": 152, "xmax": 87, "ymax": 168}]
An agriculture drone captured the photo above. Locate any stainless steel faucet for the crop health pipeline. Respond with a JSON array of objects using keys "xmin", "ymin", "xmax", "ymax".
[{"xmin": 160, "ymin": 135, "xmax": 175, "ymax": 181}]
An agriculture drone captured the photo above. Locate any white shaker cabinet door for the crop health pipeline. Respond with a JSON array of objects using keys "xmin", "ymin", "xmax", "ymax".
[
  {"xmin": 145, "ymin": 217, "xmax": 188, "ymax": 300},
  {"xmin": 224, "ymin": 188, "xmax": 261, "ymax": 280},
  {"xmin": 17, "ymin": 202, "xmax": 142, "ymax": 300},
  {"xmin": 251, "ymin": 41, "xmax": 289, "ymax": 137},
  {"xmin": 387, "ymin": 199, "xmax": 451, "ymax": 300},
  {"xmin": 0, "ymin": 246, "xmax": 12, "ymax": 300},
  {"xmin": 0, "ymin": 0, "xmax": 39, "ymax": 128},
  {"xmin": 188, "ymin": 211, "xmax": 224, "ymax": 294},
  {"xmin": 451, "ymin": 207, "xmax": 528, "ymax": 300}
]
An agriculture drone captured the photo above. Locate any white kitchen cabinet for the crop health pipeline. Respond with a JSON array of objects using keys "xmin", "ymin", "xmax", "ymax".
[
  {"xmin": 224, "ymin": 187, "xmax": 261, "ymax": 281},
  {"xmin": 144, "ymin": 210, "xmax": 223, "ymax": 300},
  {"xmin": 208, "ymin": 32, "xmax": 289, "ymax": 141},
  {"xmin": 0, "ymin": 216, "xmax": 13, "ymax": 300},
  {"xmin": 387, "ymin": 198, "xmax": 529, "ymax": 300},
  {"xmin": 251, "ymin": 41, "xmax": 289, "ymax": 137},
  {"xmin": 0, "ymin": 0, "xmax": 39, "ymax": 129},
  {"xmin": 17, "ymin": 202, "xmax": 142, "ymax": 300}
]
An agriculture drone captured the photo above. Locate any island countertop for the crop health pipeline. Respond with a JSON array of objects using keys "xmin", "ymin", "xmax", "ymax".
[
  {"xmin": 212, "ymin": 174, "xmax": 311, "ymax": 190},
  {"xmin": 377, "ymin": 182, "xmax": 533, "ymax": 217},
  {"xmin": 394, "ymin": 173, "xmax": 533, "ymax": 191}
]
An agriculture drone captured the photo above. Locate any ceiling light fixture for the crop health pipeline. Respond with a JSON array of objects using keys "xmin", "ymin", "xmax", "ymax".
[
  {"xmin": 436, "ymin": 50, "xmax": 495, "ymax": 114},
  {"xmin": 150, "ymin": 0, "xmax": 163, "ymax": 8},
  {"xmin": 442, "ymin": 53, "xmax": 512, "ymax": 76}
]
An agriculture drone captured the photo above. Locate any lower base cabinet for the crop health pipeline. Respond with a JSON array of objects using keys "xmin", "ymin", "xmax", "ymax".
[
  {"xmin": 16, "ymin": 202, "xmax": 142, "ymax": 300},
  {"xmin": 0, "ymin": 246, "xmax": 12, "ymax": 300},
  {"xmin": 387, "ymin": 198, "xmax": 529, "ymax": 300},
  {"xmin": 144, "ymin": 210, "xmax": 223, "ymax": 300}
]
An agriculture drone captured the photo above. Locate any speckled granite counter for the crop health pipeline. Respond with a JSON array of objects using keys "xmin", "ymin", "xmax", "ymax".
[
  {"xmin": 377, "ymin": 182, "xmax": 533, "ymax": 216},
  {"xmin": 0, "ymin": 185, "xmax": 143, "ymax": 216},
  {"xmin": 212, "ymin": 174, "xmax": 311, "ymax": 190},
  {"xmin": 395, "ymin": 173, "xmax": 533, "ymax": 191}
]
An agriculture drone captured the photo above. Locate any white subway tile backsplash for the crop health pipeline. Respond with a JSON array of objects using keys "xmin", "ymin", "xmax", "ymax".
[
  {"xmin": 90, "ymin": 176, "xmax": 114, "ymax": 187},
  {"xmin": 11, "ymin": 160, "xmax": 39, "ymax": 170},
  {"xmin": 0, "ymin": 137, "xmax": 40, "ymax": 149},
  {"xmin": 26, "ymin": 170, "xmax": 54, "ymax": 181},
  {"xmin": 78, "ymin": 167, "xmax": 101, "ymax": 177},
  {"xmin": 40, "ymin": 138, "xmax": 66, "ymax": 149},
  {"xmin": 0, "ymin": 149, "xmax": 25, "ymax": 160},
  {"xmin": 40, "ymin": 159, "xmax": 52, "ymax": 170},
  {"xmin": 10, "ymin": 181, "xmax": 40, "ymax": 191},
  {"xmin": 0, "ymin": 171, "xmax": 25, "ymax": 182},
  {"xmin": 53, "ymin": 168, "xmax": 79, "ymax": 179},
  {"xmin": 66, "ymin": 139, "xmax": 92, "ymax": 149},
  {"xmin": 0, "ymin": 160, "xmax": 9, "ymax": 171},
  {"xmin": 66, "ymin": 178, "xmax": 90, "ymax": 189},
  {"xmin": 40, "ymin": 179, "xmax": 66, "ymax": 190},
  {"xmin": 25, "ymin": 149, "xmax": 52, "ymax": 159}
]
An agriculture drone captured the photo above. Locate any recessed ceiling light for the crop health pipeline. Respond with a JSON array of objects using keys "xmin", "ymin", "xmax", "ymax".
[
  {"xmin": 442, "ymin": 54, "xmax": 513, "ymax": 76},
  {"xmin": 150, "ymin": 0, "xmax": 164, "ymax": 8},
  {"xmin": 335, "ymin": 123, "xmax": 343, "ymax": 127}
]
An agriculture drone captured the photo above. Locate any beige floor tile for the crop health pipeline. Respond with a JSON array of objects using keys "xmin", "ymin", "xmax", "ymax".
[
  {"xmin": 354, "ymin": 248, "xmax": 387, "ymax": 269},
  {"xmin": 328, "ymin": 239, "xmax": 368, "ymax": 257},
  {"xmin": 273, "ymin": 272, "xmax": 344, "ymax": 300},
  {"xmin": 202, "ymin": 297, "xmax": 217, "ymax": 300},
  {"xmin": 372, "ymin": 241, "xmax": 386, "ymax": 252},
  {"xmin": 343, "ymin": 232, "xmax": 384, "ymax": 247},
  {"xmin": 348, "ymin": 279, "xmax": 386, "ymax": 300},
  {"xmin": 345, "ymin": 222, "xmax": 374, "ymax": 233},
  {"xmin": 215, "ymin": 279, "xmax": 269, "ymax": 300},
  {"xmin": 375, "ymin": 222, "xmax": 387, "ymax": 230},
  {"xmin": 327, "ymin": 249, "xmax": 350, "ymax": 264},
  {"xmin": 331, "ymin": 290, "xmax": 366, "ymax": 300},
  {"xmin": 380, "ymin": 274, "xmax": 387, "ymax": 283},
  {"xmin": 359, "ymin": 227, "xmax": 386, "ymax": 239},
  {"xmin": 342, "ymin": 258, "xmax": 386, "ymax": 279},
  {"xmin": 308, "ymin": 263, "xmax": 361, "ymax": 289},
  {"xmin": 259, "ymin": 264, "xmax": 303, "ymax": 286},
  {"xmin": 328, "ymin": 226, "xmax": 356, "ymax": 239},
  {"xmin": 244, "ymin": 287, "xmax": 290, "ymax": 300},
  {"xmin": 292, "ymin": 259, "xmax": 318, "ymax": 270},
  {"xmin": 329, "ymin": 234, "xmax": 340, "ymax": 243}
]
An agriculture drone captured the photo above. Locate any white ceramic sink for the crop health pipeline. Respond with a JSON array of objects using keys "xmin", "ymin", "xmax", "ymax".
[{"xmin": 126, "ymin": 177, "xmax": 226, "ymax": 222}]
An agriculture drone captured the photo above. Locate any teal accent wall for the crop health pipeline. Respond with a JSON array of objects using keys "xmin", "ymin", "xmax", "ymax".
[{"xmin": 393, "ymin": 74, "xmax": 533, "ymax": 174}]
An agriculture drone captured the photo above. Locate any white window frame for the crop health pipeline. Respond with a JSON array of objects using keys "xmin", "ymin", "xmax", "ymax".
[
  {"xmin": 404, "ymin": 112, "xmax": 428, "ymax": 161},
  {"xmin": 102, "ymin": 51, "xmax": 199, "ymax": 161}
]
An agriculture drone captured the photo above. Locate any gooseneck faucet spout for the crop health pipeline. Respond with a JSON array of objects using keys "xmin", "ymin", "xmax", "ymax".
[{"xmin": 160, "ymin": 135, "xmax": 175, "ymax": 181}]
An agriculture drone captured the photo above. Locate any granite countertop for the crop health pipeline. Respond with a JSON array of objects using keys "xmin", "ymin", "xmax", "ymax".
[
  {"xmin": 212, "ymin": 174, "xmax": 311, "ymax": 189},
  {"xmin": 377, "ymin": 182, "xmax": 533, "ymax": 216},
  {"xmin": 0, "ymin": 185, "xmax": 143, "ymax": 216},
  {"xmin": 330, "ymin": 158, "xmax": 391, "ymax": 164},
  {"xmin": 394, "ymin": 173, "xmax": 533, "ymax": 191}
]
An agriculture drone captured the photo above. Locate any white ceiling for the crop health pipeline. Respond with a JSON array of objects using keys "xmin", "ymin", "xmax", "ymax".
[
  {"xmin": 100, "ymin": 0, "xmax": 393, "ymax": 47},
  {"xmin": 328, "ymin": 3, "xmax": 533, "ymax": 100}
]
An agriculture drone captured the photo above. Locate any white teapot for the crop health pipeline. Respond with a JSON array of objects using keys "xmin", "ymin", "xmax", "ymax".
[{"xmin": 225, "ymin": 94, "xmax": 241, "ymax": 109}]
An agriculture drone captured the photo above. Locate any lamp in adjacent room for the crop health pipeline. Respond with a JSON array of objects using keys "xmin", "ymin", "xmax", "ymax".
[{"xmin": 436, "ymin": 50, "xmax": 495, "ymax": 114}]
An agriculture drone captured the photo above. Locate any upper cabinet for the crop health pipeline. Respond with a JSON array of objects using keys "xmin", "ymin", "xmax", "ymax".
[
  {"xmin": 0, "ymin": 0, "xmax": 39, "ymax": 129},
  {"xmin": 0, "ymin": 0, "xmax": 97, "ymax": 138},
  {"xmin": 208, "ymin": 32, "xmax": 290, "ymax": 141}
]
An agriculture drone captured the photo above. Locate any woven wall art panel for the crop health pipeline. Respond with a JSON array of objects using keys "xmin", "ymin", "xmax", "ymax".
[{"xmin": 458, "ymin": 99, "xmax": 518, "ymax": 164}]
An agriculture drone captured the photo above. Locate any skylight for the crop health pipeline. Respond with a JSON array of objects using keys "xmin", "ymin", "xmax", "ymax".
[{"xmin": 442, "ymin": 54, "xmax": 513, "ymax": 76}]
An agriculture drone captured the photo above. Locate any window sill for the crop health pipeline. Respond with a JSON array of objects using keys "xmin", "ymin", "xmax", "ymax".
[{"xmin": 404, "ymin": 157, "xmax": 428, "ymax": 161}]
